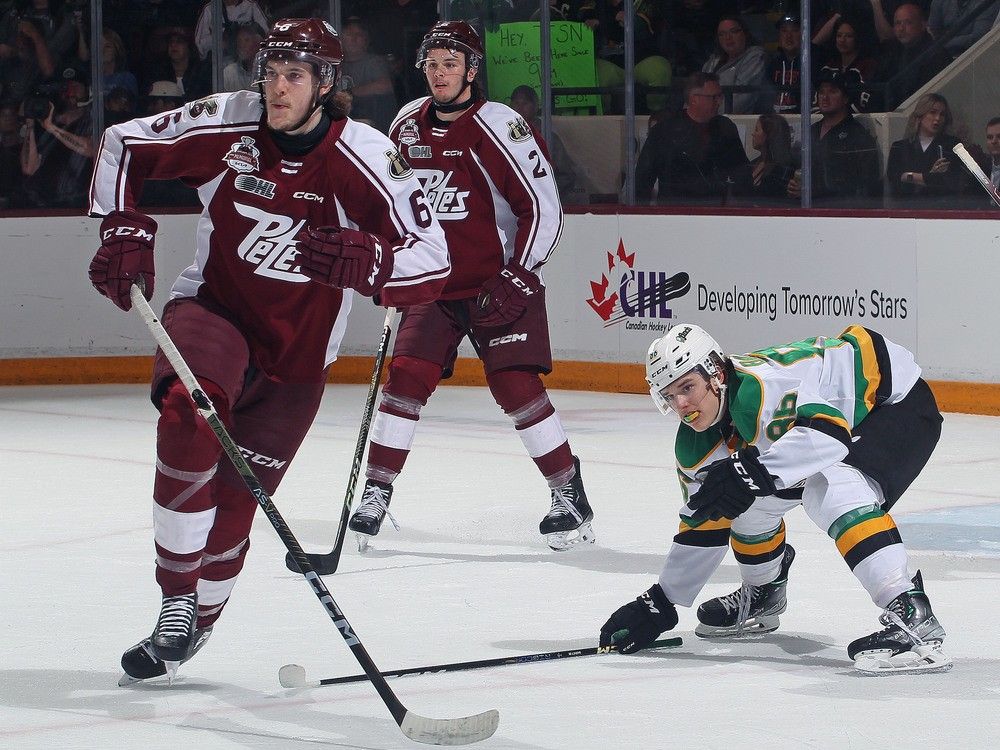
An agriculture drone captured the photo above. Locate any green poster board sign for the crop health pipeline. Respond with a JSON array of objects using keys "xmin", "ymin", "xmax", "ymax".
[{"xmin": 484, "ymin": 22, "xmax": 600, "ymax": 114}]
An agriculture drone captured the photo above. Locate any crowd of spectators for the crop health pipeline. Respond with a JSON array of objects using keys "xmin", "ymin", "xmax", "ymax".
[{"xmin": 0, "ymin": 0, "xmax": 995, "ymax": 210}]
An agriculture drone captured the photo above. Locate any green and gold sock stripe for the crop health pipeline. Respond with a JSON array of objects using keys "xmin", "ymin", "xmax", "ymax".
[
  {"xmin": 730, "ymin": 521, "xmax": 786, "ymax": 565},
  {"xmin": 829, "ymin": 504, "xmax": 902, "ymax": 570}
]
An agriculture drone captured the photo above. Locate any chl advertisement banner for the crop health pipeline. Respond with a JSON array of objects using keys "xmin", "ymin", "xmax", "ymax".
[{"xmin": 549, "ymin": 214, "xmax": 918, "ymax": 363}]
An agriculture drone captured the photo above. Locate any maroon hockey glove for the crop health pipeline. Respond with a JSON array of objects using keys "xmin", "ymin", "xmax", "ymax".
[
  {"xmin": 688, "ymin": 446, "xmax": 778, "ymax": 522},
  {"xmin": 88, "ymin": 209, "xmax": 157, "ymax": 311},
  {"xmin": 473, "ymin": 261, "xmax": 540, "ymax": 328},
  {"xmin": 294, "ymin": 226, "xmax": 394, "ymax": 297},
  {"xmin": 599, "ymin": 584, "xmax": 678, "ymax": 654}
]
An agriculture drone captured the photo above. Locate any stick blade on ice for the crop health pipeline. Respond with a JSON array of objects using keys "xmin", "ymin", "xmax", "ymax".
[{"xmin": 400, "ymin": 708, "xmax": 500, "ymax": 746}]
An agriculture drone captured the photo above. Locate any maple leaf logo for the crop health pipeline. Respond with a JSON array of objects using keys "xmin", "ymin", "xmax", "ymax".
[{"xmin": 586, "ymin": 239, "xmax": 635, "ymax": 321}]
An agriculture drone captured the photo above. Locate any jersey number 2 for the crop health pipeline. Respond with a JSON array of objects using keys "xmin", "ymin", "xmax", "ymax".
[{"xmin": 528, "ymin": 149, "xmax": 548, "ymax": 179}]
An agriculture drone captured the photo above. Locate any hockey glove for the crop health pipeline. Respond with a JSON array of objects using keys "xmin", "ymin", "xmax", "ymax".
[
  {"xmin": 88, "ymin": 209, "xmax": 157, "ymax": 311},
  {"xmin": 473, "ymin": 261, "xmax": 540, "ymax": 328},
  {"xmin": 688, "ymin": 446, "xmax": 777, "ymax": 522},
  {"xmin": 599, "ymin": 584, "xmax": 678, "ymax": 654},
  {"xmin": 295, "ymin": 227, "xmax": 394, "ymax": 297}
]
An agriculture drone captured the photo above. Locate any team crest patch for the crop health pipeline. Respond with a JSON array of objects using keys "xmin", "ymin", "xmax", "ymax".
[
  {"xmin": 223, "ymin": 136, "xmax": 261, "ymax": 174},
  {"xmin": 385, "ymin": 149, "xmax": 413, "ymax": 180},
  {"xmin": 187, "ymin": 96, "xmax": 219, "ymax": 118},
  {"xmin": 234, "ymin": 174, "xmax": 276, "ymax": 199},
  {"xmin": 408, "ymin": 145, "xmax": 432, "ymax": 159},
  {"xmin": 398, "ymin": 118, "xmax": 420, "ymax": 145},
  {"xmin": 507, "ymin": 116, "xmax": 532, "ymax": 143}
]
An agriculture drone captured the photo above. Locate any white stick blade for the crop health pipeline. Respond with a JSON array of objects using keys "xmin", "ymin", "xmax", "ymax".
[
  {"xmin": 278, "ymin": 663, "xmax": 313, "ymax": 688},
  {"xmin": 400, "ymin": 708, "xmax": 500, "ymax": 746}
]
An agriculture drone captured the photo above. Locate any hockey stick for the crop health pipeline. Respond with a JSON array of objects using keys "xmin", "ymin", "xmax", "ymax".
[
  {"xmin": 284, "ymin": 305, "xmax": 397, "ymax": 576},
  {"xmin": 953, "ymin": 143, "xmax": 1000, "ymax": 207},
  {"xmin": 129, "ymin": 284, "xmax": 498, "ymax": 746},
  {"xmin": 279, "ymin": 636, "xmax": 684, "ymax": 688}
]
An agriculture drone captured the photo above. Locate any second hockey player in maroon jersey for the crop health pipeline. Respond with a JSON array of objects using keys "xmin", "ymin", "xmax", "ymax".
[{"xmin": 347, "ymin": 20, "xmax": 596, "ymax": 552}]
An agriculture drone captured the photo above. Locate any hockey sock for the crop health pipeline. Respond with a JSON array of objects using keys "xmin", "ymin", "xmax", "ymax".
[
  {"xmin": 153, "ymin": 377, "xmax": 230, "ymax": 596},
  {"xmin": 366, "ymin": 356, "xmax": 442, "ymax": 483},
  {"xmin": 826, "ymin": 505, "xmax": 911, "ymax": 606},
  {"xmin": 731, "ymin": 521, "xmax": 786, "ymax": 585},
  {"xmin": 487, "ymin": 368, "xmax": 574, "ymax": 487}
]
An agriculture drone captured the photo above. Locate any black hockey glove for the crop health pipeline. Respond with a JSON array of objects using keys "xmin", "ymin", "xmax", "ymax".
[
  {"xmin": 599, "ymin": 584, "xmax": 678, "ymax": 654},
  {"xmin": 688, "ymin": 446, "xmax": 777, "ymax": 523},
  {"xmin": 473, "ymin": 261, "xmax": 540, "ymax": 328}
]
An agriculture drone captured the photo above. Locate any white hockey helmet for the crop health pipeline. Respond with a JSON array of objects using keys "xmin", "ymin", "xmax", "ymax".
[{"xmin": 646, "ymin": 323, "xmax": 726, "ymax": 416}]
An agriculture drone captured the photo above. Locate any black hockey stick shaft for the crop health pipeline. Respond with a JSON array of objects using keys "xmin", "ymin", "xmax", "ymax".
[
  {"xmin": 284, "ymin": 305, "xmax": 397, "ymax": 575},
  {"xmin": 129, "ymin": 285, "xmax": 495, "ymax": 742},
  {"xmin": 287, "ymin": 637, "xmax": 683, "ymax": 688}
]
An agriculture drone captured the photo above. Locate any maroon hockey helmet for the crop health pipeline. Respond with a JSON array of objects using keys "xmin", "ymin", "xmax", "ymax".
[
  {"xmin": 416, "ymin": 20, "xmax": 484, "ymax": 70},
  {"xmin": 254, "ymin": 18, "xmax": 343, "ymax": 88}
]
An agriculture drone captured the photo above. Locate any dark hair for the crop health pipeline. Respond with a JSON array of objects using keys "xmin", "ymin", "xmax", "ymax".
[
  {"xmin": 987, "ymin": 116, "xmax": 1000, "ymax": 129},
  {"xmin": 683, "ymin": 71, "xmax": 720, "ymax": 100},
  {"xmin": 510, "ymin": 85, "xmax": 537, "ymax": 103},
  {"xmin": 757, "ymin": 114, "xmax": 793, "ymax": 165},
  {"xmin": 831, "ymin": 16, "xmax": 876, "ymax": 59},
  {"xmin": 711, "ymin": 16, "xmax": 756, "ymax": 60}
]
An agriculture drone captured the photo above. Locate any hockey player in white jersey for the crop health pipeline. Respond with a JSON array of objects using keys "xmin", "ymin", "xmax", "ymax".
[
  {"xmin": 600, "ymin": 324, "xmax": 950, "ymax": 674},
  {"xmin": 88, "ymin": 18, "xmax": 449, "ymax": 685}
]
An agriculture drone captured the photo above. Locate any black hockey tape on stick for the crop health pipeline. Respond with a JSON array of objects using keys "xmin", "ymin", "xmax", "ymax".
[
  {"xmin": 128, "ymin": 281, "xmax": 498, "ymax": 746},
  {"xmin": 284, "ymin": 305, "xmax": 397, "ymax": 576},
  {"xmin": 279, "ymin": 636, "xmax": 684, "ymax": 688},
  {"xmin": 953, "ymin": 143, "xmax": 1000, "ymax": 208}
]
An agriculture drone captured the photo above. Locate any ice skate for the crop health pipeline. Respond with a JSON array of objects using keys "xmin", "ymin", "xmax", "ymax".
[
  {"xmin": 119, "ymin": 626, "xmax": 213, "ymax": 686},
  {"xmin": 146, "ymin": 592, "xmax": 197, "ymax": 679},
  {"xmin": 539, "ymin": 456, "xmax": 596, "ymax": 551},
  {"xmin": 695, "ymin": 544, "xmax": 795, "ymax": 638},
  {"xmin": 348, "ymin": 479, "xmax": 398, "ymax": 552},
  {"xmin": 849, "ymin": 572, "xmax": 951, "ymax": 675}
]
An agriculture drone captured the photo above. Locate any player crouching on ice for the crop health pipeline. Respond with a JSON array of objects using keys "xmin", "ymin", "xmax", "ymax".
[{"xmin": 599, "ymin": 324, "xmax": 951, "ymax": 674}]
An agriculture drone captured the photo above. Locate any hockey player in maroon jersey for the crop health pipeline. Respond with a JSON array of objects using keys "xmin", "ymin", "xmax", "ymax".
[
  {"xmin": 87, "ymin": 18, "xmax": 450, "ymax": 684},
  {"xmin": 346, "ymin": 20, "xmax": 596, "ymax": 553}
]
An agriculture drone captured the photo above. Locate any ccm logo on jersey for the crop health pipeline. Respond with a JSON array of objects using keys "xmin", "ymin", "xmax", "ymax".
[
  {"xmin": 293, "ymin": 191, "xmax": 324, "ymax": 202},
  {"xmin": 488, "ymin": 333, "xmax": 527, "ymax": 347},
  {"xmin": 102, "ymin": 226, "xmax": 154, "ymax": 241},
  {"xmin": 442, "ymin": 150, "xmax": 464, "ymax": 156}
]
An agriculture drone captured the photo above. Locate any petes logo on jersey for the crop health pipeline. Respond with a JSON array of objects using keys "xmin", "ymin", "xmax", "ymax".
[
  {"xmin": 398, "ymin": 118, "xmax": 420, "ymax": 145},
  {"xmin": 408, "ymin": 145, "xmax": 432, "ymax": 159},
  {"xmin": 507, "ymin": 116, "xmax": 532, "ymax": 143},
  {"xmin": 224, "ymin": 136, "xmax": 260, "ymax": 174},
  {"xmin": 385, "ymin": 148, "xmax": 413, "ymax": 180},
  {"xmin": 416, "ymin": 169, "xmax": 470, "ymax": 219},
  {"xmin": 234, "ymin": 202, "xmax": 307, "ymax": 282}
]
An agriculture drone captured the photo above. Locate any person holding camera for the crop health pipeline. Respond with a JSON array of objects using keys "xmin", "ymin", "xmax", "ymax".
[{"xmin": 20, "ymin": 76, "xmax": 92, "ymax": 208}]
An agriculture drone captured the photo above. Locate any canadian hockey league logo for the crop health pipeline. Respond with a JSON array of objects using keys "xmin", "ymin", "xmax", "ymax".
[{"xmin": 586, "ymin": 239, "xmax": 691, "ymax": 328}]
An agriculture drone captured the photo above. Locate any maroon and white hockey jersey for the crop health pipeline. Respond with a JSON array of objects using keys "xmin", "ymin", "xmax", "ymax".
[
  {"xmin": 90, "ymin": 90, "xmax": 450, "ymax": 382},
  {"xmin": 389, "ymin": 97, "xmax": 563, "ymax": 299}
]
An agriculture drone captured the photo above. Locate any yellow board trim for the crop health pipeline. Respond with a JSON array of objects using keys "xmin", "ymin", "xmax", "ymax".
[
  {"xmin": 2, "ymin": 356, "xmax": 999, "ymax": 416},
  {"xmin": 835, "ymin": 514, "xmax": 898, "ymax": 557}
]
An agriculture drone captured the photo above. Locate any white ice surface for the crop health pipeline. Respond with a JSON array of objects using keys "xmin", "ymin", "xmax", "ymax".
[{"xmin": 3, "ymin": 384, "xmax": 999, "ymax": 750}]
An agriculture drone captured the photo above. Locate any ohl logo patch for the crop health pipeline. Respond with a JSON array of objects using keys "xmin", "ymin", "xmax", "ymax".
[{"xmin": 586, "ymin": 239, "xmax": 691, "ymax": 327}]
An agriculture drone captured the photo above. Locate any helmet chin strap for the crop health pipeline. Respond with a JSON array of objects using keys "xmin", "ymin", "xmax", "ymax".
[{"xmin": 707, "ymin": 378, "xmax": 729, "ymax": 427}]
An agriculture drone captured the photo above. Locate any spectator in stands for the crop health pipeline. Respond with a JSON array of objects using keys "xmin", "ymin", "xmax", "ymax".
[
  {"xmin": 585, "ymin": 0, "xmax": 673, "ymax": 113},
  {"xmin": 748, "ymin": 113, "xmax": 797, "ymax": 202},
  {"xmin": 0, "ymin": 102, "xmax": 24, "ymax": 208},
  {"xmin": 0, "ymin": 18, "xmax": 56, "ymax": 104},
  {"xmin": 15, "ymin": 0, "xmax": 76, "ymax": 70},
  {"xmin": 19, "ymin": 76, "xmax": 92, "ymax": 208},
  {"xmin": 788, "ymin": 70, "xmax": 881, "ymax": 205},
  {"xmin": 194, "ymin": 0, "xmax": 268, "ymax": 63},
  {"xmin": 144, "ymin": 79, "xmax": 185, "ymax": 115},
  {"xmin": 886, "ymin": 92, "xmax": 966, "ymax": 205},
  {"xmin": 872, "ymin": 3, "xmax": 951, "ymax": 110},
  {"xmin": 701, "ymin": 15, "xmax": 767, "ymax": 114},
  {"xmin": 664, "ymin": 0, "xmax": 728, "ymax": 76},
  {"xmin": 100, "ymin": 29, "xmax": 139, "ymax": 100},
  {"xmin": 146, "ymin": 29, "xmax": 210, "ymax": 102},
  {"xmin": 766, "ymin": 15, "xmax": 820, "ymax": 114},
  {"xmin": 817, "ymin": 16, "xmax": 878, "ymax": 111},
  {"xmin": 979, "ymin": 117, "xmax": 1000, "ymax": 193},
  {"xmin": 222, "ymin": 24, "xmax": 261, "ymax": 92},
  {"xmin": 928, "ymin": 0, "xmax": 999, "ymax": 57},
  {"xmin": 635, "ymin": 71, "xmax": 751, "ymax": 205},
  {"xmin": 340, "ymin": 18, "xmax": 397, "ymax": 133},
  {"xmin": 509, "ymin": 84, "xmax": 581, "ymax": 201},
  {"xmin": 104, "ymin": 85, "xmax": 137, "ymax": 126}
]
